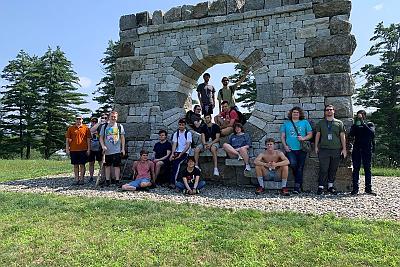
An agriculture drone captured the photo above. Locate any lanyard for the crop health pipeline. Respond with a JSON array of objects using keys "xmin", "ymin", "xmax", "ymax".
[{"xmin": 326, "ymin": 120, "xmax": 333, "ymax": 134}]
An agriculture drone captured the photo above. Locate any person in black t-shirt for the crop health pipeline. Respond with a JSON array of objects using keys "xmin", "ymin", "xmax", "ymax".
[
  {"xmin": 196, "ymin": 73, "xmax": 215, "ymax": 116},
  {"xmin": 153, "ymin": 130, "xmax": 172, "ymax": 184},
  {"xmin": 175, "ymin": 156, "xmax": 205, "ymax": 194},
  {"xmin": 185, "ymin": 105, "xmax": 204, "ymax": 133},
  {"xmin": 194, "ymin": 114, "xmax": 221, "ymax": 176}
]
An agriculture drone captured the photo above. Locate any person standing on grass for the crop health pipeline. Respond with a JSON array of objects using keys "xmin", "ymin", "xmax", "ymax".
[
  {"xmin": 194, "ymin": 114, "xmax": 221, "ymax": 176},
  {"xmin": 349, "ymin": 110, "xmax": 376, "ymax": 196},
  {"xmin": 169, "ymin": 118, "xmax": 192, "ymax": 189},
  {"xmin": 65, "ymin": 114, "xmax": 91, "ymax": 185},
  {"xmin": 153, "ymin": 130, "xmax": 172, "ymax": 185},
  {"xmin": 122, "ymin": 150, "xmax": 154, "ymax": 192},
  {"xmin": 175, "ymin": 156, "xmax": 205, "ymax": 194},
  {"xmin": 99, "ymin": 110, "xmax": 125, "ymax": 187},
  {"xmin": 222, "ymin": 123, "xmax": 251, "ymax": 172},
  {"xmin": 314, "ymin": 104, "xmax": 347, "ymax": 195},
  {"xmin": 197, "ymin": 73, "xmax": 216, "ymax": 116},
  {"xmin": 87, "ymin": 117, "xmax": 103, "ymax": 182},
  {"xmin": 280, "ymin": 107, "xmax": 313, "ymax": 194},
  {"xmin": 254, "ymin": 138, "xmax": 290, "ymax": 196}
]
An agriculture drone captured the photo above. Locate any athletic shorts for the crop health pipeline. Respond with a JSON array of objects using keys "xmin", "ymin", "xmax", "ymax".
[
  {"xmin": 70, "ymin": 151, "xmax": 88, "ymax": 165},
  {"xmin": 104, "ymin": 153, "xmax": 122, "ymax": 167},
  {"xmin": 196, "ymin": 143, "xmax": 220, "ymax": 152},
  {"xmin": 88, "ymin": 150, "xmax": 102, "ymax": 162}
]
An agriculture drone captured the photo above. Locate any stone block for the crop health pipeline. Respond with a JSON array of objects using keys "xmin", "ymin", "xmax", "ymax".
[
  {"xmin": 313, "ymin": 55, "xmax": 350, "ymax": 74},
  {"xmin": 325, "ymin": 96, "xmax": 353, "ymax": 118},
  {"xmin": 247, "ymin": 116, "xmax": 267, "ymax": 130},
  {"xmin": 305, "ymin": 34, "xmax": 356, "ymax": 58},
  {"xmin": 282, "ymin": 0, "xmax": 299, "ymax": 5},
  {"xmin": 312, "ymin": 96, "xmax": 325, "ymax": 103},
  {"xmin": 158, "ymin": 91, "xmax": 189, "ymax": 111},
  {"xmin": 308, "ymin": 110, "xmax": 324, "ymax": 119},
  {"xmin": 114, "ymin": 104, "xmax": 129, "ymax": 122},
  {"xmin": 116, "ymin": 57, "xmax": 144, "ymax": 72},
  {"xmin": 264, "ymin": 0, "xmax": 282, "ymax": 9},
  {"xmin": 193, "ymin": 2, "xmax": 209, "ymax": 19},
  {"xmin": 330, "ymin": 15, "xmax": 352, "ymax": 35},
  {"xmin": 182, "ymin": 5, "xmax": 195, "ymax": 20},
  {"xmin": 119, "ymin": 42, "xmax": 134, "ymax": 57},
  {"xmin": 114, "ymin": 72, "xmax": 131, "ymax": 87},
  {"xmin": 136, "ymin": 11, "xmax": 149, "ymax": 27},
  {"xmin": 119, "ymin": 29, "xmax": 139, "ymax": 42},
  {"xmin": 243, "ymin": 0, "xmax": 264, "ymax": 12},
  {"xmin": 152, "ymin": 10, "xmax": 164, "ymax": 25},
  {"xmin": 244, "ymin": 123, "xmax": 266, "ymax": 141},
  {"xmin": 124, "ymin": 122, "xmax": 151, "ymax": 140},
  {"xmin": 120, "ymin": 14, "xmax": 137, "ymax": 31},
  {"xmin": 313, "ymin": 0, "xmax": 351, "ymax": 18},
  {"xmin": 302, "ymin": 103, "xmax": 316, "ymax": 111},
  {"xmin": 243, "ymin": 49, "xmax": 266, "ymax": 67},
  {"xmin": 115, "ymin": 85, "xmax": 149, "ymax": 104},
  {"xmin": 257, "ymin": 83, "xmax": 283, "ymax": 105},
  {"xmin": 164, "ymin": 7, "xmax": 182, "ymax": 23},
  {"xmin": 227, "ymin": 0, "xmax": 245, "ymax": 14},
  {"xmin": 171, "ymin": 57, "xmax": 201, "ymax": 80},
  {"xmin": 208, "ymin": 0, "xmax": 227, "ymax": 16},
  {"xmin": 295, "ymin": 57, "xmax": 312, "ymax": 69},
  {"xmin": 293, "ymin": 73, "xmax": 354, "ymax": 97}
]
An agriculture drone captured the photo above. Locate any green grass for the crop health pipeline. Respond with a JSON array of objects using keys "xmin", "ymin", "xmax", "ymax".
[
  {"xmin": 0, "ymin": 192, "xmax": 398, "ymax": 267},
  {"xmin": 0, "ymin": 160, "xmax": 71, "ymax": 182},
  {"xmin": 366, "ymin": 167, "xmax": 400, "ymax": 177}
]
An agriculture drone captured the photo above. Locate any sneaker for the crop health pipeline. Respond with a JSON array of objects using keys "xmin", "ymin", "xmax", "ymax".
[
  {"xmin": 194, "ymin": 189, "xmax": 200, "ymax": 194},
  {"xmin": 365, "ymin": 189, "xmax": 377, "ymax": 196},
  {"xmin": 213, "ymin": 168, "xmax": 220, "ymax": 176},
  {"xmin": 317, "ymin": 187, "xmax": 324, "ymax": 195},
  {"xmin": 327, "ymin": 187, "xmax": 338, "ymax": 195},
  {"xmin": 280, "ymin": 187, "xmax": 290, "ymax": 196},
  {"xmin": 168, "ymin": 183, "xmax": 176, "ymax": 189},
  {"xmin": 351, "ymin": 189, "xmax": 359, "ymax": 195},
  {"xmin": 292, "ymin": 188, "xmax": 300, "ymax": 195},
  {"xmin": 245, "ymin": 164, "xmax": 251, "ymax": 171},
  {"xmin": 255, "ymin": 186, "xmax": 265, "ymax": 195},
  {"xmin": 238, "ymin": 154, "xmax": 243, "ymax": 160},
  {"xmin": 116, "ymin": 180, "xmax": 123, "ymax": 188}
]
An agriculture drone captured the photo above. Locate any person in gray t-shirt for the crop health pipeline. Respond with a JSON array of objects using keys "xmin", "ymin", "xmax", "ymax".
[
  {"xmin": 197, "ymin": 73, "xmax": 215, "ymax": 116},
  {"xmin": 100, "ymin": 111, "xmax": 125, "ymax": 186}
]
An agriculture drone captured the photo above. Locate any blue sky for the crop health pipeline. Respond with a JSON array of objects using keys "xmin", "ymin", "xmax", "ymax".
[{"xmin": 0, "ymin": 0, "xmax": 399, "ymax": 113}]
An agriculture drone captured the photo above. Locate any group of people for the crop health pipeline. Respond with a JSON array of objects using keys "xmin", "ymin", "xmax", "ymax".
[{"xmin": 65, "ymin": 73, "xmax": 376, "ymax": 196}]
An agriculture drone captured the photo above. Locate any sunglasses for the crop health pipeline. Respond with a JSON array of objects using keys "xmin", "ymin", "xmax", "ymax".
[
  {"xmin": 101, "ymin": 117, "xmax": 107, "ymax": 119},
  {"xmin": 325, "ymin": 109, "xmax": 334, "ymax": 111}
]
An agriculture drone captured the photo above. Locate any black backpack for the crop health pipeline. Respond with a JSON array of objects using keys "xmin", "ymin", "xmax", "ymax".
[
  {"xmin": 171, "ymin": 129, "xmax": 195, "ymax": 148},
  {"xmin": 230, "ymin": 108, "xmax": 247, "ymax": 125}
]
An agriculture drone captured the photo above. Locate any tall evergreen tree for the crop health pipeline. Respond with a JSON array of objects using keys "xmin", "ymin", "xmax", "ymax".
[
  {"xmin": 355, "ymin": 22, "xmax": 400, "ymax": 166},
  {"xmin": 229, "ymin": 64, "xmax": 256, "ymax": 114},
  {"xmin": 0, "ymin": 51, "xmax": 42, "ymax": 159},
  {"xmin": 39, "ymin": 46, "xmax": 89, "ymax": 159},
  {"xmin": 93, "ymin": 40, "xmax": 119, "ymax": 115}
]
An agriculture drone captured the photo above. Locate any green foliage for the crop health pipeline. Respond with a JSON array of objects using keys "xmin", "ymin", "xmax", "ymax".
[
  {"xmin": 0, "ymin": 192, "xmax": 399, "ymax": 266},
  {"xmin": 93, "ymin": 40, "xmax": 119, "ymax": 116},
  {"xmin": 229, "ymin": 64, "xmax": 256, "ymax": 114},
  {"xmin": 354, "ymin": 22, "xmax": 400, "ymax": 167}
]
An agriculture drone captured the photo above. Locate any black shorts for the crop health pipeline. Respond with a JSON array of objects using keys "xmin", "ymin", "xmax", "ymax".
[
  {"xmin": 104, "ymin": 153, "xmax": 122, "ymax": 167},
  {"xmin": 70, "ymin": 151, "xmax": 88, "ymax": 165},
  {"xmin": 88, "ymin": 150, "xmax": 102, "ymax": 162}
]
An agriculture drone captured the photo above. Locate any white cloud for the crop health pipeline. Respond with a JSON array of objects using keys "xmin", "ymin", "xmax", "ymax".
[
  {"xmin": 78, "ymin": 76, "xmax": 92, "ymax": 89},
  {"xmin": 373, "ymin": 4, "xmax": 383, "ymax": 11}
]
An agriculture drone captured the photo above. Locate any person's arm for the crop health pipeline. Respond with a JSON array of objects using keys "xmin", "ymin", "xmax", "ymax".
[
  {"xmin": 132, "ymin": 161, "xmax": 138, "ymax": 180},
  {"xmin": 120, "ymin": 134, "xmax": 126, "ymax": 156},
  {"xmin": 201, "ymin": 133, "xmax": 207, "ymax": 145},
  {"xmin": 150, "ymin": 162, "xmax": 155, "ymax": 183},
  {"xmin": 179, "ymin": 132, "xmax": 192, "ymax": 157},
  {"xmin": 281, "ymin": 132, "xmax": 291, "ymax": 152},
  {"xmin": 193, "ymin": 175, "xmax": 200, "ymax": 190},
  {"xmin": 65, "ymin": 139, "xmax": 70, "ymax": 155},
  {"xmin": 273, "ymin": 152, "xmax": 290, "ymax": 167},
  {"xmin": 340, "ymin": 132, "xmax": 347, "ymax": 158},
  {"xmin": 182, "ymin": 177, "xmax": 191, "ymax": 191},
  {"xmin": 212, "ymin": 132, "xmax": 221, "ymax": 145},
  {"xmin": 314, "ymin": 132, "xmax": 320, "ymax": 154},
  {"xmin": 233, "ymin": 68, "xmax": 250, "ymax": 88},
  {"xmin": 170, "ymin": 142, "xmax": 177, "ymax": 161},
  {"xmin": 90, "ymin": 122, "xmax": 101, "ymax": 134},
  {"xmin": 197, "ymin": 92, "xmax": 202, "ymax": 107},
  {"xmin": 99, "ymin": 125, "xmax": 107, "ymax": 152},
  {"xmin": 254, "ymin": 154, "xmax": 268, "ymax": 167},
  {"xmin": 86, "ymin": 128, "xmax": 91, "ymax": 155}
]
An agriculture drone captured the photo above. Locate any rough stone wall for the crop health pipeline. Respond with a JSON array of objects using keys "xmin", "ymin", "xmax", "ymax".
[{"xmin": 115, "ymin": 0, "xmax": 356, "ymax": 191}]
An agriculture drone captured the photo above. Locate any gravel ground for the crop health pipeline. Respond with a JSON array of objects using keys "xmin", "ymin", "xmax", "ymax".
[{"xmin": 0, "ymin": 175, "xmax": 399, "ymax": 221}]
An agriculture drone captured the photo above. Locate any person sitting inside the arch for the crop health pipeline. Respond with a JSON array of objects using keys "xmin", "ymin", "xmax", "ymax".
[
  {"xmin": 121, "ymin": 149, "xmax": 154, "ymax": 191},
  {"xmin": 215, "ymin": 100, "xmax": 239, "ymax": 136},
  {"xmin": 222, "ymin": 123, "xmax": 251, "ymax": 171},
  {"xmin": 175, "ymin": 156, "xmax": 205, "ymax": 194},
  {"xmin": 185, "ymin": 105, "xmax": 204, "ymax": 133},
  {"xmin": 254, "ymin": 138, "xmax": 290, "ymax": 196}
]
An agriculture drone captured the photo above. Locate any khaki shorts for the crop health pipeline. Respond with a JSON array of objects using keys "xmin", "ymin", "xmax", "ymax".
[{"xmin": 196, "ymin": 143, "xmax": 220, "ymax": 152}]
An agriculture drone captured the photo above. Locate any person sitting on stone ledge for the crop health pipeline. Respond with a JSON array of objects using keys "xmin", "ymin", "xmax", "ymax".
[
  {"xmin": 185, "ymin": 105, "xmax": 204, "ymax": 133},
  {"xmin": 122, "ymin": 149, "xmax": 154, "ymax": 192},
  {"xmin": 152, "ymin": 130, "xmax": 172, "ymax": 185},
  {"xmin": 254, "ymin": 138, "xmax": 290, "ymax": 196},
  {"xmin": 194, "ymin": 114, "xmax": 221, "ymax": 176},
  {"xmin": 175, "ymin": 156, "xmax": 205, "ymax": 194},
  {"xmin": 215, "ymin": 100, "xmax": 239, "ymax": 136},
  {"xmin": 222, "ymin": 123, "xmax": 251, "ymax": 171}
]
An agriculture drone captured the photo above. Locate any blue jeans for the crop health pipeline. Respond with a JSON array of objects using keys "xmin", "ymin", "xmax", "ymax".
[
  {"xmin": 169, "ymin": 153, "xmax": 188, "ymax": 184},
  {"xmin": 176, "ymin": 180, "xmax": 206, "ymax": 191},
  {"xmin": 128, "ymin": 178, "xmax": 151, "ymax": 188},
  {"xmin": 287, "ymin": 150, "xmax": 307, "ymax": 189}
]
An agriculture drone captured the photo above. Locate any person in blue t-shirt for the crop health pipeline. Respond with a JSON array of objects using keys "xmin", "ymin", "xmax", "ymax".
[{"xmin": 280, "ymin": 106, "xmax": 313, "ymax": 194}]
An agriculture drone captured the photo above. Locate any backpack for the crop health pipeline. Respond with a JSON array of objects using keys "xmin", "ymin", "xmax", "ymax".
[
  {"xmin": 171, "ymin": 129, "xmax": 195, "ymax": 149},
  {"xmin": 101, "ymin": 123, "xmax": 127, "ymax": 158},
  {"xmin": 230, "ymin": 108, "xmax": 247, "ymax": 125}
]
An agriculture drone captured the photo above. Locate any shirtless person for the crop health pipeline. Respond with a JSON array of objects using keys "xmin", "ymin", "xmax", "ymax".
[{"xmin": 254, "ymin": 138, "xmax": 290, "ymax": 196}]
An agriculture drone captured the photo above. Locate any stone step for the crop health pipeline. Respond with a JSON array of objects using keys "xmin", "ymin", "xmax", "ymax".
[
  {"xmin": 199, "ymin": 148, "xmax": 227, "ymax": 157},
  {"xmin": 225, "ymin": 158, "xmax": 245, "ymax": 166}
]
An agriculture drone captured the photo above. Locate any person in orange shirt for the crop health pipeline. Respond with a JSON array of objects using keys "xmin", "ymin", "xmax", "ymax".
[{"xmin": 65, "ymin": 114, "xmax": 91, "ymax": 185}]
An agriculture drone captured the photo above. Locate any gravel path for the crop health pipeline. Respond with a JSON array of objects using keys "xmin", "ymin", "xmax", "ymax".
[{"xmin": 0, "ymin": 175, "xmax": 399, "ymax": 221}]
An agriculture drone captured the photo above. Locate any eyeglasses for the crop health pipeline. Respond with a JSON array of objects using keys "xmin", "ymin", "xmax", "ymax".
[
  {"xmin": 101, "ymin": 117, "xmax": 107, "ymax": 119},
  {"xmin": 222, "ymin": 80, "xmax": 229, "ymax": 82},
  {"xmin": 76, "ymin": 118, "xmax": 83, "ymax": 120},
  {"xmin": 325, "ymin": 109, "xmax": 334, "ymax": 111}
]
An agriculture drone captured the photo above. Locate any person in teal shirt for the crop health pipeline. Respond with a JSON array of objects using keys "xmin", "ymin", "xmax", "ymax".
[{"xmin": 280, "ymin": 107, "xmax": 313, "ymax": 194}]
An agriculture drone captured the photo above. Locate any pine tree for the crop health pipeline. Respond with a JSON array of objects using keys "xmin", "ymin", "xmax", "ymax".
[
  {"xmin": 355, "ymin": 22, "xmax": 400, "ymax": 166},
  {"xmin": 0, "ymin": 51, "xmax": 42, "ymax": 159},
  {"xmin": 93, "ymin": 40, "xmax": 119, "ymax": 116},
  {"xmin": 39, "ymin": 47, "xmax": 89, "ymax": 159},
  {"xmin": 229, "ymin": 64, "xmax": 256, "ymax": 114}
]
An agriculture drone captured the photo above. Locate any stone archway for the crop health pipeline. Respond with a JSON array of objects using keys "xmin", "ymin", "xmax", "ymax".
[{"xmin": 114, "ymin": 0, "xmax": 356, "ymax": 191}]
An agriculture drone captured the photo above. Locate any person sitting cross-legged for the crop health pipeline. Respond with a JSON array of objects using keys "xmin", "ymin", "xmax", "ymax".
[
  {"xmin": 122, "ymin": 150, "xmax": 154, "ymax": 191},
  {"xmin": 175, "ymin": 156, "xmax": 206, "ymax": 194},
  {"xmin": 254, "ymin": 138, "xmax": 290, "ymax": 196}
]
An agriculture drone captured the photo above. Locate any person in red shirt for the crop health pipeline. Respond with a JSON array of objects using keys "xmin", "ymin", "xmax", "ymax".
[
  {"xmin": 65, "ymin": 114, "xmax": 91, "ymax": 185},
  {"xmin": 214, "ymin": 100, "xmax": 239, "ymax": 136},
  {"xmin": 122, "ymin": 150, "xmax": 154, "ymax": 191}
]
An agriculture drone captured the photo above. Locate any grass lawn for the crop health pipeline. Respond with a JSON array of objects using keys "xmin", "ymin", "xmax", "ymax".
[
  {"xmin": 0, "ymin": 160, "xmax": 71, "ymax": 182},
  {"xmin": 367, "ymin": 167, "xmax": 400, "ymax": 177},
  {"xmin": 0, "ymin": 192, "xmax": 398, "ymax": 267}
]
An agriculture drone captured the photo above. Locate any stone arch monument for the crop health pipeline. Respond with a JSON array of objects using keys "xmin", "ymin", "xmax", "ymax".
[{"xmin": 115, "ymin": 0, "xmax": 356, "ymax": 191}]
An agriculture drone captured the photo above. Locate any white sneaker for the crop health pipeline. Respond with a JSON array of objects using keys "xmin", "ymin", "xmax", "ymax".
[
  {"xmin": 195, "ymin": 165, "xmax": 202, "ymax": 171},
  {"xmin": 245, "ymin": 164, "xmax": 251, "ymax": 171},
  {"xmin": 213, "ymin": 168, "xmax": 220, "ymax": 176},
  {"xmin": 238, "ymin": 154, "xmax": 243, "ymax": 160}
]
